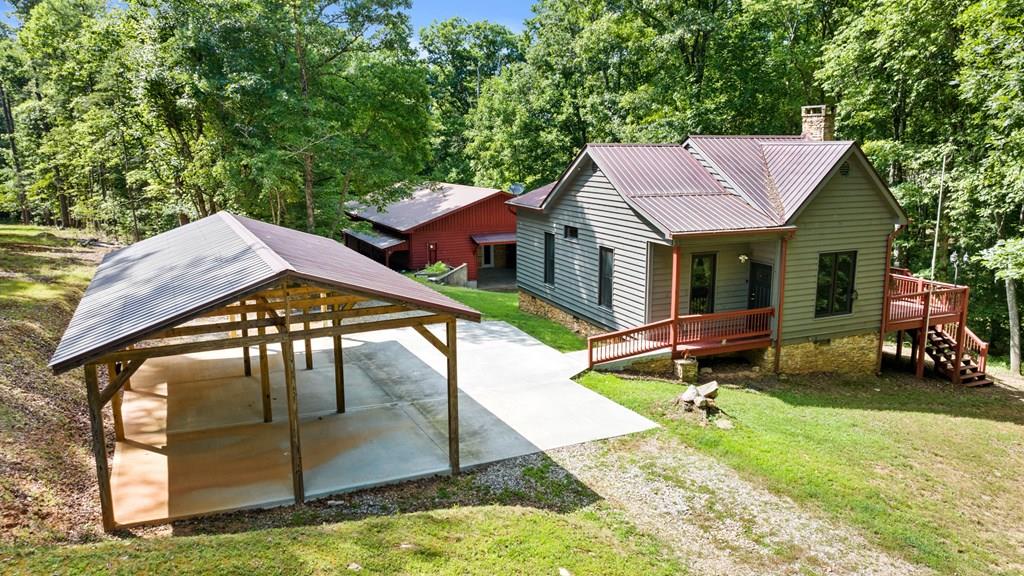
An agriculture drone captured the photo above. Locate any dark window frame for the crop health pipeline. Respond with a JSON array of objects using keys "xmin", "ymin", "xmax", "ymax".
[
  {"xmin": 815, "ymin": 250, "xmax": 858, "ymax": 317},
  {"xmin": 563, "ymin": 225, "xmax": 579, "ymax": 240},
  {"xmin": 598, "ymin": 246, "xmax": 614, "ymax": 308},
  {"xmin": 689, "ymin": 253, "xmax": 717, "ymax": 314},
  {"xmin": 543, "ymin": 232, "xmax": 555, "ymax": 285}
]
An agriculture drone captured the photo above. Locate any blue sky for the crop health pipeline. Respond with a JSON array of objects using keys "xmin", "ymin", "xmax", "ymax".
[{"xmin": 0, "ymin": 1, "xmax": 536, "ymax": 33}]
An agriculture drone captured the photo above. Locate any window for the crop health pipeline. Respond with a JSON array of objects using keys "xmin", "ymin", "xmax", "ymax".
[
  {"xmin": 598, "ymin": 247, "xmax": 614, "ymax": 308},
  {"xmin": 815, "ymin": 251, "xmax": 857, "ymax": 317},
  {"xmin": 481, "ymin": 245, "xmax": 494, "ymax": 268},
  {"xmin": 564, "ymin": 225, "xmax": 578, "ymax": 239},
  {"xmin": 544, "ymin": 233, "xmax": 555, "ymax": 285},
  {"xmin": 689, "ymin": 254, "xmax": 716, "ymax": 313}
]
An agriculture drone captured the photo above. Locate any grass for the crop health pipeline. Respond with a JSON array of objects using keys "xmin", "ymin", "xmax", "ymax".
[
  {"xmin": 2, "ymin": 506, "xmax": 681, "ymax": 575},
  {"xmin": 580, "ymin": 370, "xmax": 1024, "ymax": 576},
  {"xmin": 417, "ymin": 281, "xmax": 586, "ymax": 352}
]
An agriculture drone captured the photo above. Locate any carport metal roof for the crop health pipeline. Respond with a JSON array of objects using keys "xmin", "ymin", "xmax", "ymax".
[{"xmin": 50, "ymin": 212, "xmax": 478, "ymax": 373}]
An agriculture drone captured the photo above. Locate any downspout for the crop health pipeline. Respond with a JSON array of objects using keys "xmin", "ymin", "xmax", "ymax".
[{"xmin": 875, "ymin": 224, "xmax": 905, "ymax": 374}]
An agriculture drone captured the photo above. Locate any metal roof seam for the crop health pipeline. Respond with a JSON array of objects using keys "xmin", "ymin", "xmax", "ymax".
[{"xmin": 219, "ymin": 211, "xmax": 293, "ymax": 273}]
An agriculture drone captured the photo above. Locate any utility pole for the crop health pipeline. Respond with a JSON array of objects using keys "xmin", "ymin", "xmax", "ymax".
[{"xmin": 929, "ymin": 147, "xmax": 951, "ymax": 280}]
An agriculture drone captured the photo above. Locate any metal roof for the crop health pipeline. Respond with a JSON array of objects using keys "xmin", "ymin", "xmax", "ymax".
[
  {"xmin": 348, "ymin": 183, "xmax": 508, "ymax": 233},
  {"xmin": 50, "ymin": 212, "xmax": 480, "ymax": 373},
  {"xmin": 471, "ymin": 232, "xmax": 516, "ymax": 245},
  {"xmin": 516, "ymin": 136, "xmax": 874, "ymax": 235},
  {"xmin": 343, "ymin": 227, "xmax": 407, "ymax": 250},
  {"xmin": 507, "ymin": 181, "xmax": 555, "ymax": 209}
]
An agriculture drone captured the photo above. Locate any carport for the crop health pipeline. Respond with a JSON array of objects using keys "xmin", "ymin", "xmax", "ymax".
[{"xmin": 49, "ymin": 212, "xmax": 480, "ymax": 531}]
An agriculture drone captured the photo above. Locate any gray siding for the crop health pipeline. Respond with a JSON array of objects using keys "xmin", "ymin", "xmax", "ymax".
[
  {"xmin": 648, "ymin": 237, "xmax": 778, "ymax": 321},
  {"xmin": 782, "ymin": 156, "xmax": 899, "ymax": 342},
  {"xmin": 516, "ymin": 168, "xmax": 665, "ymax": 329}
]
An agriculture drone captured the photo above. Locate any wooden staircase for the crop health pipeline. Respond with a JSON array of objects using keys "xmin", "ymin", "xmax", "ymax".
[{"xmin": 918, "ymin": 326, "xmax": 992, "ymax": 387}]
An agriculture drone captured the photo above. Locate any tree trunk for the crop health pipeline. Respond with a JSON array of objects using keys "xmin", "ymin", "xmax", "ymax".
[
  {"xmin": 1007, "ymin": 275, "xmax": 1021, "ymax": 375},
  {"xmin": 304, "ymin": 152, "xmax": 315, "ymax": 231},
  {"xmin": 55, "ymin": 167, "xmax": 71, "ymax": 229},
  {"xmin": 0, "ymin": 82, "xmax": 27, "ymax": 224}
]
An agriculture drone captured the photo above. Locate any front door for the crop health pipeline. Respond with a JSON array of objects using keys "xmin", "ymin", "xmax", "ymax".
[{"xmin": 748, "ymin": 262, "xmax": 773, "ymax": 309}]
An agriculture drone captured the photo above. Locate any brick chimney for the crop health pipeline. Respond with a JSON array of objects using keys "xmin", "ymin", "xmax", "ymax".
[{"xmin": 801, "ymin": 105, "xmax": 835, "ymax": 141}]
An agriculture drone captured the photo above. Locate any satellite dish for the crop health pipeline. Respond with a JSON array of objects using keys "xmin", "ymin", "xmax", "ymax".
[{"xmin": 510, "ymin": 183, "xmax": 525, "ymax": 195}]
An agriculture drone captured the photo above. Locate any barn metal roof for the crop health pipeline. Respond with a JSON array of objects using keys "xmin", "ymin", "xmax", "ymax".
[
  {"xmin": 343, "ymin": 227, "xmax": 407, "ymax": 250},
  {"xmin": 348, "ymin": 183, "xmax": 508, "ymax": 233},
  {"xmin": 50, "ymin": 212, "xmax": 480, "ymax": 373},
  {"xmin": 513, "ymin": 136, "xmax": 876, "ymax": 235},
  {"xmin": 507, "ymin": 181, "xmax": 555, "ymax": 209},
  {"xmin": 471, "ymin": 232, "xmax": 516, "ymax": 245}
]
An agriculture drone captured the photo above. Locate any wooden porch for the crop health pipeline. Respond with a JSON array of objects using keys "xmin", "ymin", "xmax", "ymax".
[
  {"xmin": 587, "ymin": 307, "xmax": 774, "ymax": 367},
  {"xmin": 883, "ymin": 270, "xmax": 990, "ymax": 386}
]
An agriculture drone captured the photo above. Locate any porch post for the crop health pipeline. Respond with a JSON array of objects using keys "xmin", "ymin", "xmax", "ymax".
[
  {"xmin": 774, "ymin": 234, "xmax": 791, "ymax": 373},
  {"xmin": 876, "ymin": 228, "xmax": 898, "ymax": 374},
  {"xmin": 669, "ymin": 242, "xmax": 681, "ymax": 359},
  {"xmin": 332, "ymin": 304, "xmax": 345, "ymax": 413},
  {"xmin": 241, "ymin": 300, "xmax": 252, "ymax": 377},
  {"xmin": 85, "ymin": 364, "xmax": 115, "ymax": 531},
  {"xmin": 953, "ymin": 287, "xmax": 970, "ymax": 385},
  {"xmin": 916, "ymin": 287, "xmax": 932, "ymax": 379},
  {"xmin": 282, "ymin": 286, "xmax": 305, "ymax": 503},
  {"xmin": 258, "ymin": 308, "xmax": 272, "ymax": 423},
  {"xmin": 446, "ymin": 318, "xmax": 460, "ymax": 475}
]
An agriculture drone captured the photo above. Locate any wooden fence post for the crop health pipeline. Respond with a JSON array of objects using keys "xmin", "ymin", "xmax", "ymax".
[
  {"xmin": 85, "ymin": 364, "xmax": 115, "ymax": 531},
  {"xmin": 446, "ymin": 318, "xmax": 460, "ymax": 475}
]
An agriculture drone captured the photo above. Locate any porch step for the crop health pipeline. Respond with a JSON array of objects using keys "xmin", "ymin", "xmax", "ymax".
[{"xmin": 915, "ymin": 326, "xmax": 991, "ymax": 387}]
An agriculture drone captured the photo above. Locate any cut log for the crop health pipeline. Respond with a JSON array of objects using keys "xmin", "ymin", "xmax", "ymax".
[{"xmin": 697, "ymin": 381, "xmax": 719, "ymax": 399}]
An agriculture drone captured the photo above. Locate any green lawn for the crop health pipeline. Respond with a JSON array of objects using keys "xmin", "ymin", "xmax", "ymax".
[
  {"xmin": 418, "ymin": 281, "xmax": 586, "ymax": 352},
  {"xmin": 1, "ymin": 505, "xmax": 680, "ymax": 575},
  {"xmin": 580, "ymin": 371, "xmax": 1024, "ymax": 576}
]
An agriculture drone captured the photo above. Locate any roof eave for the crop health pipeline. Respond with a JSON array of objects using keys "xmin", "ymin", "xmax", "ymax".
[{"xmin": 670, "ymin": 225, "xmax": 797, "ymax": 239}]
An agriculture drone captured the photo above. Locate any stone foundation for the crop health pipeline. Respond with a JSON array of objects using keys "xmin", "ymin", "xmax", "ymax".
[
  {"xmin": 751, "ymin": 332, "xmax": 879, "ymax": 375},
  {"xmin": 518, "ymin": 291, "xmax": 608, "ymax": 338}
]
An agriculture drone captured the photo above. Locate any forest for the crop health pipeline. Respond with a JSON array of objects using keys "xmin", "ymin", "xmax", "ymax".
[{"xmin": 0, "ymin": 0, "xmax": 1021, "ymax": 367}]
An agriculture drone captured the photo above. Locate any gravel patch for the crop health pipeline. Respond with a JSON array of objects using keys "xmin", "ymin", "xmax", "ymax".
[{"xmin": 546, "ymin": 436, "xmax": 932, "ymax": 576}]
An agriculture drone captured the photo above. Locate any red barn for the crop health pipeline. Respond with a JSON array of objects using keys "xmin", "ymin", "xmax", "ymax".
[{"xmin": 343, "ymin": 183, "xmax": 516, "ymax": 284}]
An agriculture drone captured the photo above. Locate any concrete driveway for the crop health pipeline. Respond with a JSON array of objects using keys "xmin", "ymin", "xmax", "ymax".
[{"xmin": 110, "ymin": 320, "xmax": 656, "ymax": 526}]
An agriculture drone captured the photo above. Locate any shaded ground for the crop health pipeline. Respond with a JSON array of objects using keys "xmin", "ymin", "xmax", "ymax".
[{"xmin": 0, "ymin": 226, "xmax": 112, "ymax": 544}]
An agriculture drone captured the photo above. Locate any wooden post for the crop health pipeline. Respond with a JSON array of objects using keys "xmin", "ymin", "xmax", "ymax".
[
  {"xmin": 106, "ymin": 363, "xmax": 125, "ymax": 441},
  {"xmin": 774, "ymin": 235, "xmax": 790, "ymax": 374},
  {"xmin": 669, "ymin": 243, "xmax": 681, "ymax": 359},
  {"xmin": 303, "ymin": 306, "xmax": 313, "ymax": 370},
  {"xmin": 916, "ymin": 288, "xmax": 932, "ymax": 378},
  {"xmin": 85, "ymin": 364, "xmax": 115, "ymax": 532},
  {"xmin": 241, "ymin": 301, "xmax": 252, "ymax": 377},
  {"xmin": 258, "ymin": 308, "xmax": 272, "ymax": 423},
  {"xmin": 953, "ymin": 287, "xmax": 970, "ymax": 385},
  {"xmin": 895, "ymin": 330, "xmax": 904, "ymax": 364},
  {"xmin": 446, "ymin": 318, "xmax": 460, "ymax": 475},
  {"xmin": 282, "ymin": 287, "xmax": 304, "ymax": 502},
  {"xmin": 332, "ymin": 305, "xmax": 345, "ymax": 413}
]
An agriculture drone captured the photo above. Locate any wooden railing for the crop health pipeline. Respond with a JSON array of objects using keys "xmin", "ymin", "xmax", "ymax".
[
  {"xmin": 587, "ymin": 319, "xmax": 673, "ymax": 367},
  {"xmin": 675, "ymin": 307, "xmax": 774, "ymax": 346},
  {"xmin": 886, "ymin": 274, "xmax": 968, "ymax": 328},
  {"xmin": 964, "ymin": 326, "xmax": 989, "ymax": 373},
  {"xmin": 588, "ymin": 307, "xmax": 774, "ymax": 367}
]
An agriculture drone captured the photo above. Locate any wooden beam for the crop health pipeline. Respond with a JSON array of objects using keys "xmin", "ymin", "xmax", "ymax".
[
  {"xmin": 413, "ymin": 324, "xmax": 449, "ymax": 356},
  {"xmin": 774, "ymin": 234, "xmax": 791, "ymax": 374},
  {"xmin": 95, "ymin": 314, "xmax": 452, "ymax": 365},
  {"xmin": 99, "ymin": 359, "xmax": 143, "ymax": 405},
  {"xmin": 302, "ymin": 307, "xmax": 313, "ymax": 370},
  {"xmin": 195, "ymin": 294, "xmax": 364, "ymax": 319},
  {"xmin": 258, "ymin": 308, "xmax": 272, "ymax": 423},
  {"xmin": 916, "ymin": 288, "xmax": 932, "ymax": 378},
  {"xmin": 241, "ymin": 302, "xmax": 252, "ymax": 377},
  {"xmin": 105, "ymin": 364, "xmax": 125, "ymax": 441},
  {"xmin": 446, "ymin": 319, "xmax": 460, "ymax": 475},
  {"xmin": 282, "ymin": 287, "xmax": 304, "ymax": 503},
  {"xmin": 85, "ymin": 364, "xmax": 115, "ymax": 532},
  {"xmin": 332, "ymin": 304, "xmax": 345, "ymax": 413}
]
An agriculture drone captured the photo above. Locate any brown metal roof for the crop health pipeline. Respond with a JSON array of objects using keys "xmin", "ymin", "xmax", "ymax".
[
  {"xmin": 471, "ymin": 232, "xmax": 516, "ymax": 245},
  {"xmin": 760, "ymin": 141, "xmax": 851, "ymax": 221},
  {"xmin": 507, "ymin": 181, "xmax": 555, "ymax": 209},
  {"xmin": 343, "ymin": 227, "xmax": 407, "ymax": 250},
  {"xmin": 50, "ymin": 212, "xmax": 480, "ymax": 373},
  {"xmin": 348, "ymin": 183, "xmax": 508, "ymax": 232}
]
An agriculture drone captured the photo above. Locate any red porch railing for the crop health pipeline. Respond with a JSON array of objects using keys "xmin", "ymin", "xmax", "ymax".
[
  {"xmin": 587, "ymin": 307, "xmax": 774, "ymax": 367},
  {"xmin": 885, "ymin": 274, "xmax": 967, "ymax": 329},
  {"xmin": 964, "ymin": 326, "xmax": 989, "ymax": 373}
]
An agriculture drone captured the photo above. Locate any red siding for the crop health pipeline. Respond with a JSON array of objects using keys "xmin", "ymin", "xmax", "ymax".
[{"xmin": 407, "ymin": 193, "xmax": 516, "ymax": 280}]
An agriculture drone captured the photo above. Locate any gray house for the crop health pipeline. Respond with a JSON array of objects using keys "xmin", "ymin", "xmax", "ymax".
[{"xmin": 508, "ymin": 106, "xmax": 913, "ymax": 375}]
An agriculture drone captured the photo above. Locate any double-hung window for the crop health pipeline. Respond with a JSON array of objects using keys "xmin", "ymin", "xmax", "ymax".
[{"xmin": 815, "ymin": 251, "xmax": 857, "ymax": 317}]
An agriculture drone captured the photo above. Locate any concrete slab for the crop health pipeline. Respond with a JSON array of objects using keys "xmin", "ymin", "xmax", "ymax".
[{"xmin": 110, "ymin": 320, "xmax": 656, "ymax": 526}]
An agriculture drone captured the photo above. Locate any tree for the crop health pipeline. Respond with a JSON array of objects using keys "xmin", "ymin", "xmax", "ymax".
[{"xmin": 978, "ymin": 239, "xmax": 1024, "ymax": 374}]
